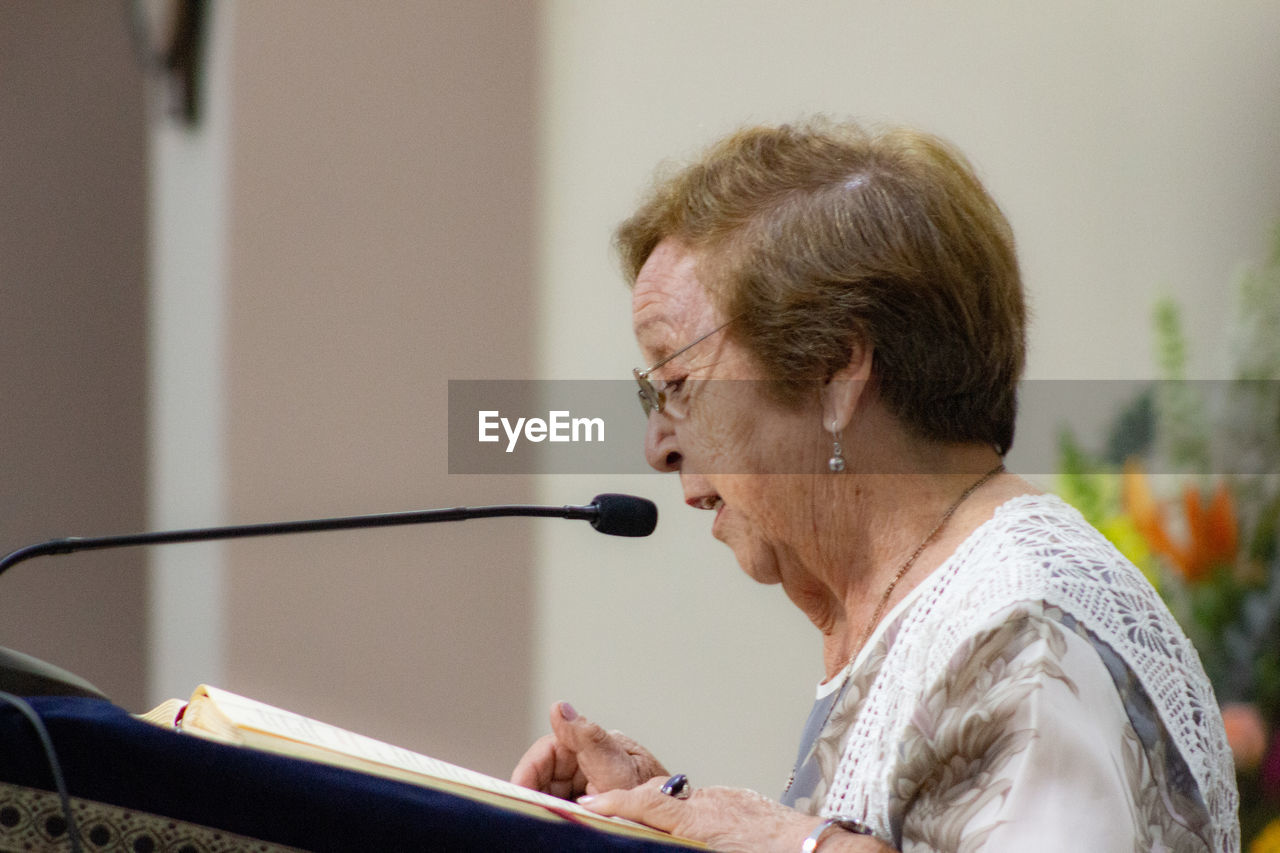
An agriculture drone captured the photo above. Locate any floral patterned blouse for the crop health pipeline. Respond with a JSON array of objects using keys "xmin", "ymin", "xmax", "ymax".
[{"xmin": 780, "ymin": 495, "xmax": 1239, "ymax": 852}]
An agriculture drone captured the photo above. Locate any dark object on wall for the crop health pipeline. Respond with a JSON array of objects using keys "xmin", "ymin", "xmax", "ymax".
[
  {"xmin": 128, "ymin": 0, "xmax": 208, "ymax": 125},
  {"xmin": 164, "ymin": 0, "xmax": 206, "ymax": 125}
]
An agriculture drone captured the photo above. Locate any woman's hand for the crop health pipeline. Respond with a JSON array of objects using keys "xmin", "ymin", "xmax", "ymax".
[
  {"xmin": 510, "ymin": 702, "xmax": 667, "ymax": 800},
  {"xmin": 514, "ymin": 707, "xmax": 892, "ymax": 852},
  {"xmin": 580, "ymin": 779, "xmax": 887, "ymax": 853}
]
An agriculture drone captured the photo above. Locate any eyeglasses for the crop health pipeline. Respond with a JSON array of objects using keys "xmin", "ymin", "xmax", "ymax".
[{"xmin": 633, "ymin": 318, "xmax": 735, "ymax": 417}]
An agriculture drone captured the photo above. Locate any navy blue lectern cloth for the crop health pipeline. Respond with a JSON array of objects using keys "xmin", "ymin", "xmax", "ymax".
[{"xmin": 0, "ymin": 697, "xmax": 690, "ymax": 852}]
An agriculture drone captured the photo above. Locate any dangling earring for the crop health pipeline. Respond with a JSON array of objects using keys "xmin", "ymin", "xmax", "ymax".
[{"xmin": 828, "ymin": 424, "xmax": 846, "ymax": 473}]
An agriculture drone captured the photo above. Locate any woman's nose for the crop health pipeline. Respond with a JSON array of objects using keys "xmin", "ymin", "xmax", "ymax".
[{"xmin": 643, "ymin": 412, "xmax": 682, "ymax": 473}]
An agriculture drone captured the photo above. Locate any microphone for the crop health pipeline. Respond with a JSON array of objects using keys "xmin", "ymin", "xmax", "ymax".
[
  {"xmin": 582, "ymin": 493, "xmax": 659, "ymax": 537},
  {"xmin": 0, "ymin": 493, "xmax": 658, "ymax": 578}
]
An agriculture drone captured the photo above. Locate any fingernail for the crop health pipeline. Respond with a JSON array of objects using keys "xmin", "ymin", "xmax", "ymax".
[
  {"xmin": 577, "ymin": 795, "xmax": 594, "ymax": 805},
  {"xmin": 559, "ymin": 701, "xmax": 578, "ymax": 722}
]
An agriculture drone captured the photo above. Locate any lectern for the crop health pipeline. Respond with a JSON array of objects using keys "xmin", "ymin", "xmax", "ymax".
[{"xmin": 0, "ymin": 696, "xmax": 693, "ymax": 852}]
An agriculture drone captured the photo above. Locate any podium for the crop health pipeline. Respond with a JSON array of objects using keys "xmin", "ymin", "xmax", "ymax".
[{"xmin": 0, "ymin": 696, "xmax": 692, "ymax": 851}]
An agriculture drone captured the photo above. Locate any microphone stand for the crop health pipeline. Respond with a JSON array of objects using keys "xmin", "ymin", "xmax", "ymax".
[
  {"xmin": 0, "ymin": 503, "xmax": 595, "ymax": 577},
  {"xmin": 0, "ymin": 495, "xmax": 655, "ymax": 701}
]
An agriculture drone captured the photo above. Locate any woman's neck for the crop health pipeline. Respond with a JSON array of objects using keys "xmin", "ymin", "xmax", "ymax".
[{"xmin": 782, "ymin": 442, "xmax": 1025, "ymax": 681}]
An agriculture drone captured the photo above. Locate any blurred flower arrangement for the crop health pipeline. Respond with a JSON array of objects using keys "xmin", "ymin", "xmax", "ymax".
[{"xmin": 1057, "ymin": 228, "xmax": 1280, "ymax": 849}]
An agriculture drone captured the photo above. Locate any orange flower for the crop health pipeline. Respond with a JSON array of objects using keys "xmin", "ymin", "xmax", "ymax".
[
  {"xmin": 1124, "ymin": 460, "xmax": 1180, "ymax": 562},
  {"xmin": 1201, "ymin": 481, "xmax": 1239, "ymax": 567},
  {"xmin": 1122, "ymin": 460, "xmax": 1238, "ymax": 583}
]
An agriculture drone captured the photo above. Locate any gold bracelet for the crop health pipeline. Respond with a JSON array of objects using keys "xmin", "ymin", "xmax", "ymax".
[{"xmin": 800, "ymin": 817, "xmax": 874, "ymax": 852}]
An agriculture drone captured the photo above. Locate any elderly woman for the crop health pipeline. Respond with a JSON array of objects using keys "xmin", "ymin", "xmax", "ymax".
[{"xmin": 512, "ymin": 120, "xmax": 1239, "ymax": 852}]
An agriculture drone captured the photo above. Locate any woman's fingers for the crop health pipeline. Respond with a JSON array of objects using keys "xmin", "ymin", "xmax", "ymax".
[
  {"xmin": 510, "ymin": 734, "xmax": 561, "ymax": 791},
  {"xmin": 512, "ymin": 701, "xmax": 668, "ymax": 800},
  {"xmin": 578, "ymin": 776, "xmax": 685, "ymax": 832},
  {"xmin": 549, "ymin": 702, "xmax": 666, "ymax": 793},
  {"xmin": 582, "ymin": 782, "xmax": 868, "ymax": 853}
]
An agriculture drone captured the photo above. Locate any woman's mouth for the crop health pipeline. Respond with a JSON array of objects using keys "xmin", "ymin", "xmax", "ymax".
[
  {"xmin": 686, "ymin": 494, "xmax": 723, "ymax": 511},
  {"xmin": 685, "ymin": 494, "xmax": 725, "ymax": 537}
]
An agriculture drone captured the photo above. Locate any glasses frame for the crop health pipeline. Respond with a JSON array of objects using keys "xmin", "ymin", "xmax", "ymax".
[{"xmin": 632, "ymin": 318, "xmax": 735, "ymax": 417}]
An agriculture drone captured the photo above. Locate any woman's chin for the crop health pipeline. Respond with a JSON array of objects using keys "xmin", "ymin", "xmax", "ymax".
[
  {"xmin": 729, "ymin": 539, "xmax": 784, "ymax": 585},
  {"xmin": 710, "ymin": 506, "xmax": 782, "ymax": 584},
  {"xmin": 737, "ymin": 555, "xmax": 784, "ymax": 586}
]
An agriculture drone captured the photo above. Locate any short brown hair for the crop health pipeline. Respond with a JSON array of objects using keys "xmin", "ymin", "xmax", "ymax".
[{"xmin": 615, "ymin": 119, "xmax": 1026, "ymax": 454}]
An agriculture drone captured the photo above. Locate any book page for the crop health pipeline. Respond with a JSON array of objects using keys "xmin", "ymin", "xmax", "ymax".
[
  {"xmin": 134, "ymin": 697, "xmax": 185, "ymax": 729},
  {"xmin": 181, "ymin": 685, "xmax": 703, "ymax": 847},
  {"xmin": 194, "ymin": 686, "xmax": 566, "ymax": 809}
]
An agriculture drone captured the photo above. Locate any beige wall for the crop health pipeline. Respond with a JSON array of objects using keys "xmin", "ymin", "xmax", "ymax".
[
  {"xmin": 0, "ymin": 2, "xmax": 149, "ymax": 707},
  {"xmin": 151, "ymin": 1, "xmax": 540, "ymax": 775},
  {"xmin": 534, "ymin": 1, "xmax": 1280, "ymax": 794},
  {"xmin": 223, "ymin": 1, "xmax": 539, "ymax": 775}
]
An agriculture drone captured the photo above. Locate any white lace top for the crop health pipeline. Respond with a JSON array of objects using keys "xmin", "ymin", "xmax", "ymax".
[{"xmin": 788, "ymin": 494, "xmax": 1239, "ymax": 852}]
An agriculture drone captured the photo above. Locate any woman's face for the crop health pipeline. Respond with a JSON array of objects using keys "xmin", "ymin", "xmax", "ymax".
[{"xmin": 632, "ymin": 239, "xmax": 826, "ymax": 585}]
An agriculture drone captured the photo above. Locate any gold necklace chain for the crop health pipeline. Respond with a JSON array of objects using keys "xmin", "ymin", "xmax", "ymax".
[
  {"xmin": 783, "ymin": 462, "xmax": 1005, "ymax": 795},
  {"xmin": 845, "ymin": 462, "xmax": 1005, "ymax": 664}
]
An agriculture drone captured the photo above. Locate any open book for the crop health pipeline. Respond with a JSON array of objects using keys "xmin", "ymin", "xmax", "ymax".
[{"xmin": 140, "ymin": 685, "xmax": 702, "ymax": 848}]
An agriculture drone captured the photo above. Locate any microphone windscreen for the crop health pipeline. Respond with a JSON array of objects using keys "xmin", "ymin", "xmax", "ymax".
[{"xmin": 589, "ymin": 494, "xmax": 658, "ymax": 537}]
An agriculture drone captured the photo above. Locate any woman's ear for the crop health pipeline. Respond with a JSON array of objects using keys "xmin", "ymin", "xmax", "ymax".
[{"xmin": 823, "ymin": 340, "xmax": 874, "ymax": 433}]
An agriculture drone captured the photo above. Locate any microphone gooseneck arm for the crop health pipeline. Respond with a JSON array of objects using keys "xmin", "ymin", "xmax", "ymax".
[{"xmin": 0, "ymin": 494, "xmax": 657, "ymax": 579}]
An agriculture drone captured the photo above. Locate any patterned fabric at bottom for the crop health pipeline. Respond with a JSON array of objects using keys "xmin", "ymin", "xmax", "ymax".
[{"xmin": 0, "ymin": 781, "xmax": 306, "ymax": 853}]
